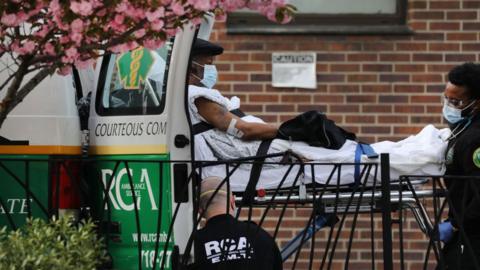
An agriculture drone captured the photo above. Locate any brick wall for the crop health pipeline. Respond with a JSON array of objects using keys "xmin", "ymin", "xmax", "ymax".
[
  {"xmin": 211, "ymin": 0, "xmax": 480, "ymax": 143},
  {"xmin": 210, "ymin": 0, "xmax": 479, "ymax": 269}
]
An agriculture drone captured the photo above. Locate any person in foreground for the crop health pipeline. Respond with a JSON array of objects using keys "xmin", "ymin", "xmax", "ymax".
[
  {"xmin": 437, "ymin": 63, "xmax": 480, "ymax": 270},
  {"xmin": 192, "ymin": 176, "xmax": 283, "ymax": 270}
]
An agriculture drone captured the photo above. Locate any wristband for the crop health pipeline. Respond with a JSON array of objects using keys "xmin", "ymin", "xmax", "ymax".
[{"xmin": 226, "ymin": 118, "xmax": 244, "ymax": 138}]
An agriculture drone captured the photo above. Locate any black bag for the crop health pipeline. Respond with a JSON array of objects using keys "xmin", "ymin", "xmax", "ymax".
[{"xmin": 276, "ymin": 110, "xmax": 356, "ymax": 150}]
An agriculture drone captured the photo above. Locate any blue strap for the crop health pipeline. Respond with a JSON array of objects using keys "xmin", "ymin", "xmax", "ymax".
[
  {"xmin": 354, "ymin": 143, "xmax": 379, "ymax": 185},
  {"xmin": 281, "ymin": 214, "xmax": 329, "ymax": 261}
]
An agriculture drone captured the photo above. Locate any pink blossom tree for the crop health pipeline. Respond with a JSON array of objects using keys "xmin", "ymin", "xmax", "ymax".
[{"xmin": 0, "ymin": 0, "xmax": 294, "ymax": 128}]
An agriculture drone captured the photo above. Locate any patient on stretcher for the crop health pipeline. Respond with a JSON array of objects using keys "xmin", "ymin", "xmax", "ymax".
[
  {"xmin": 189, "ymin": 85, "xmax": 450, "ymax": 191},
  {"xmin": 187, "ymin": 38, "xmax": 449, "ymax": 191}
]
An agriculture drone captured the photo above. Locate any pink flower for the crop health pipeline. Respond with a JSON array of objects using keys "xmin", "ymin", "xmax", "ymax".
[
  {"xmin": 97, "ymin": 8, "xmax": 107, "ymax": 16},
  {"xmin": 70, "ymin": 32, "xmax": 83, "ymax": 45},
  {"xmin": 143, "ymin": 39, "xmax": 165, "ymax": 50},
  {"xmin": 126, "ymin": 41, "xmax": 139, "ymax": 50},
  {"xmin": 15, "ymin": 12, "xmax": 29, "ymax": 24},
  {"xmin": 22, "ymin": 41, "xmax": 36, "ymax": 54},
  {"xmin": 70, "ymin": 1, "xmax": 93, "ymax": 16},
  {"xmin": 188, "ymin": 0, "xmax": 211, "ymax": 11},
  {"xmin": 71, "ymin": 19, "xmax": 84, "ymax": 33},
  {"xmin": 131, "ymin": 8, "xmax": 146, "ymax": 21},
  {"xmin": 165, "ymin": 27, "xmax": 179, "ymax": 37},
  {"xmin": 146, "ymin": 7, "xmax": 165, "ymax": 22},
  {"xmin": 115, "ymin": 1, "xmax": 128, "ymax": 13},
  {"xmin": 60, "ymin": 36, "xmax": 71, "ymax": 44},
  {"xmin": 134, "ymin": 29, "xmax": 146, "ymax": 38},
  {"xmin": 34, "ymin": 26, "xmax": 50, "ymax": 38},
  {"xmin": 272, "ymin": 0, "xmax": 286, "ymax": 7},
  {"xmin": 43, "ymin": 42, "xmax": 56, "ymax": 55},
  {"xmin": 171, "ymin": 1, "xmax": 185, "ymax": 16},
  {"xmin": 114, "ymin": 14, "xmax": 124, "ymax": 25},
  {"xmin": 66, "ymin": 47, "xmax": 79, "ymax": 59},
  {"xmin": 1, "ymin": 13, "xmax": 18, "ymax": 27},
  {"xmin": 57, "ymin": 66, "xmax": 72, "ymax": 75},
  {"xmin": 53, "ymin": 14, "xmax": 69, "ymax": 31},
  {"xmin": 150, "ymin": 19, "xmax": 165, "ymax": 31},
  {"xmin": 49, "ymin": 0, "xmax": 61, "ymax": 13},
  {"xmin": 11, "ymin": 40, "xmax": 36, "ymax": 55},
  {"xmin": 190, "ymin": 17, "xmax": 203, "ymax": 26},
  {"xmin": 62, "ymin": 47, "xmax": 79, "ymax": 63},
  {"xmin": 10, "ymin": 42, "xmax": 21, "ymax": 54}
]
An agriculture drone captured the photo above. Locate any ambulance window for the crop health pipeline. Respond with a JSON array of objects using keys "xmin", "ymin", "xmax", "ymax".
[{"xmin": 96, "ymin": 41, "xmax": 172, "ymax": 116}]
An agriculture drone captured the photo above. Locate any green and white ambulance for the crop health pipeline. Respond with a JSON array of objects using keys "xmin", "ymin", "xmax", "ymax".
[
  {"xmin": 1, "ymin": 19, "xmax": 214, "ymax": 269},
  {"xmin": 0, "ymin": 59, "xmax": 94, "ymax": 226}
]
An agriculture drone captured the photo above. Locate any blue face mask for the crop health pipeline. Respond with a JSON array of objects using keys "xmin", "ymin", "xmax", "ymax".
[
  {"xmin": 193, "ymin": 62, "xmax": 218, "ymax": 89},
  {"xmin": 443, "ymin": 103, "xmax": 463, "ymax": 124},
  {"xmin": 201, "ymin": 64, "xmax": 218, "ymax": 89},
  {"xmin": 442, "ymin": 100, "xmax": 476, "ymax": 124}
]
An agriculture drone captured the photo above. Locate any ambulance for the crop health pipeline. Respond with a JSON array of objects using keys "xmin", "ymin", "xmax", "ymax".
[{"xmin": 0, "ymin": 18, "xmax": 215, "ymax": 269}]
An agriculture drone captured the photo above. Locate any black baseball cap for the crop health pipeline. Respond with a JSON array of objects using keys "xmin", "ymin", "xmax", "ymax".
[{"xmin": 192, "ymin": 38, "xmax": 224, "ymax": 56}]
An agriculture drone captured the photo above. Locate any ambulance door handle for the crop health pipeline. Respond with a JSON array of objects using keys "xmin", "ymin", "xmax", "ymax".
[{"xmin": 174, "ymin": 134, "xmax": 190, "ymax": 148}]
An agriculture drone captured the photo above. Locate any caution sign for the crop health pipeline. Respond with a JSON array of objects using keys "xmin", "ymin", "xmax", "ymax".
[
  {"xmin": 117, "ymin": 47, "xmax": 154, "ymax": 90},
  {"xmin": 272, "ymin": 52, "xmax": 316, "ymax": 89}
]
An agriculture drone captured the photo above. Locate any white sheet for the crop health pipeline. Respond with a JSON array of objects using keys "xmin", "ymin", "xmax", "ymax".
[{"xmin": 195, "ymin": 125, "xmax": 450, "ymax": 191}]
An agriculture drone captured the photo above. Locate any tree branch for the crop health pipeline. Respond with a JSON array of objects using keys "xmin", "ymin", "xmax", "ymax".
[
  {"xmin": 0, "ymin": 58, "xmax": 30, "ymax": 129},
  {"xmin": 14, "ymin": 67, "xmax": 56, "ymax": 110},
  {"xmin": 0, "ymin": 72, "xmax": 16, "ymax": 92},
  {"xmin": 0, "ymin": 60, "xmax": 55, "ymax": 129}
]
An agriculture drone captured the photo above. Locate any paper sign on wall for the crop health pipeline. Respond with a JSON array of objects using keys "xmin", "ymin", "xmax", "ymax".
[{"xmin": 272, "ymin": 52, "xmax": 316, "ymax": 89}]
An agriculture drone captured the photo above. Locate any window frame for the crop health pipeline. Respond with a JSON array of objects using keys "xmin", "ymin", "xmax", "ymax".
[
  {"xmin": 95, "ymin": 45, "xmax": 172, "ymax": 117},
  {"xmin": 227, "ymin": 0, "xmax": 411, "ymax": 35}
]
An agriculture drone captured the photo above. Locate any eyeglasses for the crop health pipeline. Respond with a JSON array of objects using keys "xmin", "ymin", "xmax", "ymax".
[{"xmin": 443, "ymin": 96, "xmax": 470, "ymax": 108}]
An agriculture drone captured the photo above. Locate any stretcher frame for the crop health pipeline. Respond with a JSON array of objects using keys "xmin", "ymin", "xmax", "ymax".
[{"xmin": 190, "ymin": 151, "xmax": 447, "ymax": 270}]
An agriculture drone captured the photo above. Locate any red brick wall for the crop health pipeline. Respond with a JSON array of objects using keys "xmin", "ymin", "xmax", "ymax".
[
  {"xmin": 211, "ymin": 0, "xmax": 479, "ymax": 269},
  {"xmin": 211, "ymin": 0, "xmax": 480, "ymax": 144}
]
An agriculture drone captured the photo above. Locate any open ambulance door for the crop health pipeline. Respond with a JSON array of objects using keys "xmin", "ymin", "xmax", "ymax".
[
  {"xmin": 166, "ymin": 18, "xmax": 215, "ymax": 260},
  {"xmin": 166, "ymin": 17, "xmax": 215, "ymax": 255},
  {"xmin": 165, "ymin": 28, "xmax": 196, "ymax": 257}
]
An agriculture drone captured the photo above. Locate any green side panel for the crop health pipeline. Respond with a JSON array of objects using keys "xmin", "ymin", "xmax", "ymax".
[
  {"xmin": 87, "ymin": 154, "xmax": 174, "ymax": 270},
  {"xmin": 0, "ymin": 155, "xmax": 50, "ymax": 229}
]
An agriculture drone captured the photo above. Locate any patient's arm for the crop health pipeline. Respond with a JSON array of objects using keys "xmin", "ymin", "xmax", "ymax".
[{"xmin": 194, "ymin": 97, "xmax": 278, "ymax": 141}]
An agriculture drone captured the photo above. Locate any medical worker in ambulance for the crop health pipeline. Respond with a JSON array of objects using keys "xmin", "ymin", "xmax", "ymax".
[{"xmin": 437, "ymin": 63, "xmax": 480, "ymax": 270}]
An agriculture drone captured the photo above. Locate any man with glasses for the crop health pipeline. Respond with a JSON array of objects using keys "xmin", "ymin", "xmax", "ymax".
[{"xmin": 437, "ymin": 63, "xmax": 480, "ymax": 269}]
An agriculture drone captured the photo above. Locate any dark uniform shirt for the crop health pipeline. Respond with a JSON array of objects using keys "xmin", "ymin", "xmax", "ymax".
[
  {"xmin": 192, "ymin": 214, "xmax": 282, "ymax": 270},
  {"xmin": 444, "ymin": 113, "xmax": 480, "ymax": 234}
]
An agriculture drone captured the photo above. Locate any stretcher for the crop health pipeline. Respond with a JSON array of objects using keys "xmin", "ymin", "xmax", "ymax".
[
  {"xmin": 190, "ymin": 151, "xmax": 446, "ymax": 269},
  {"xmin": 194, "ymin": 124, "xmax": 449, "ymax": 191},
  {"xmin": 191, "ymin": 124, "xmax": 451, "ymax": 264},
  {"xmin": 194, "ymin": 153, "xmax": 438, "ymax": 231}
]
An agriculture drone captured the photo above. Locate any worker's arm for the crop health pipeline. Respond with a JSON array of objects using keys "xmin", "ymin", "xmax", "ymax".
[{"xmin": 194, "ymin": 97, "xmax": 278, "ymax": 141}]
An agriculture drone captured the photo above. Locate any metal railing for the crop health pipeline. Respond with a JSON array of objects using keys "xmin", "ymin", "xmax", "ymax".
[{"xmin": 1, "ymin": 154, "xmax": 479, "ymax": 269}]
